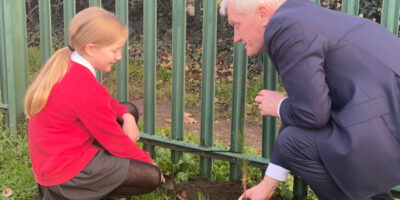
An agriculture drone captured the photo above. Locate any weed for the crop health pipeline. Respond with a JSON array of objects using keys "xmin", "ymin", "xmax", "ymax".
[
  {"xmin": 0, "ymin": 124, "xmax": 36, "ymax": 200},
  {"xmin": 198, "ymin": 192, "xmax": 209, "ymax": 200}
]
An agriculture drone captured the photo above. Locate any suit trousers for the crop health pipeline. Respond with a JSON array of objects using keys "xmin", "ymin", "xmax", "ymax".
[{"xmin": 270, "ymin": 125, "xmax": 394, "ymax": 200}]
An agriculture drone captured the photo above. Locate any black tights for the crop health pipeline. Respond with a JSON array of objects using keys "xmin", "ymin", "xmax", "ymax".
[{"xmin": 107, "ymin": 159, "xmax": 162, "ymax": 197}]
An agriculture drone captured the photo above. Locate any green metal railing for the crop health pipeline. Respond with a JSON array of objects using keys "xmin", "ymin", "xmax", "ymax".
[
  {"xmin": 0, "ymin": 0, "xmax": 28, "ymax": 132},
  {"xmin": 143, "ymin": 0, "xmax": 157, "ymax": 157},
  {"xmin": 0, "ymin": 0, "xmax": 399, "ymax": 198},
  {"xmin": 199, "ymin": 0, "xmax": 217, "ymax": 178},
  {"xmin": 171, "ymin": 0, "xmax": 186, "ymax": 164}
]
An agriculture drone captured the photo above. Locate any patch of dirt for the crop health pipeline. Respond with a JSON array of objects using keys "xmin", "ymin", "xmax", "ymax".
[
  {"xmin": 173, "ymin": 178, "xmax": 285, "ymax": 200},
  {"xmin": 131, "ymin": 98, "xmax": 264, "ymax": 152}
]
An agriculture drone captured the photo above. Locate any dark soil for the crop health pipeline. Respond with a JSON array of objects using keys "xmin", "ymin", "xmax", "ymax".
[{"xmin": 173, "ymin": 178, "xmax": 285, "ymax": 200}]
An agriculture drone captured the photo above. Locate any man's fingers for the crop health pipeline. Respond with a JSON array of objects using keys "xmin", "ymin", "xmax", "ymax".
[
  {"xmin": 258, "ymin": 89, "xmax": 268, "ymax": 95},
  {"xmin": 258, "ymin": 104, "xmax": 263, "ymax": 111},
  {"xmin": 255, "ymin": 95, "xmax": 263, "ymax": 102},
  {"xmin": 261, "ymin": 110, "xmax": 268, "ymax": 116}
]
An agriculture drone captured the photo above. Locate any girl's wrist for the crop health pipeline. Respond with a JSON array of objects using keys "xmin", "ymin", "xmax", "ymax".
[{"xmin": 121, "ymin": 113, "xmax": 135, "ymax": 123}]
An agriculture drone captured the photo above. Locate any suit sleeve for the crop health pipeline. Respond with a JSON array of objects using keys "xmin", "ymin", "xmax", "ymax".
[
  {"xmin": 77, "ymin": 88, "xmax": 153, "ymax": 164},
  {"xmin": 269, "ymin": 21, "xmax": 331, "ymax": 129}
]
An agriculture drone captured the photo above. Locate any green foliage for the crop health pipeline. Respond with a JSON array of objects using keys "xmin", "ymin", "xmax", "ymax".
[
  {"xmin": 198, "ymin": 192, "xmax": 209, "ymax": 200},
  {"xmin": 359, "ymin": 0, "xmax": 382, "ymax": 21},
  {"xmin": 215, "ymin": 79, "xmax": 233, "ymax": 119},
  {"xmin": 128, "ymin": 59, "xmax": 145, "ymax": 97},
  {"xmin": 27, "ymin": 47, "xmax": 41, "ymax": 81},
  {"xmin": 276, "ymin": 176, "xmax": 295, "ymax": 199},
  {"xmin": 0, "ymin": 125, "xmax": 36, "ymax": 200},
  {"xmin": 157, "ymin": 64, "xmax": 172, "ymax": 83},
  {"xmin": 184, "ymin": 70, "xmax": 202, "ymax": 110}
]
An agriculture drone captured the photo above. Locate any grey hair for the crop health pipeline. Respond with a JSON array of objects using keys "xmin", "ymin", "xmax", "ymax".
[{"xmin": 219, "ymin": 0, "xmax": 286, "ymax": 16}]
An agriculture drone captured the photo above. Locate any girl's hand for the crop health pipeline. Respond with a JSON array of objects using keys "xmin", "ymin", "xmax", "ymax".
[{"xmin": 121, "ymin": 113, "xmax": 140, "ymax": 142}]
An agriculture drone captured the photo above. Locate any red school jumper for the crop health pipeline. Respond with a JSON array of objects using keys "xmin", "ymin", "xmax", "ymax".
[{"xmin": 28, "ymin": 60, "xmax": 153, "ymax": 186}]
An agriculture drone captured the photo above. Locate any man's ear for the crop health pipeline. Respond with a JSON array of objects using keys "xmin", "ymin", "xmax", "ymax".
[
  {"xmin": 83, "ymin": 43, "xmax": 95, "ymax": 56},
  {"xmin": 258, "ymin": 5, "xmax": 274, "ymax": 26}
]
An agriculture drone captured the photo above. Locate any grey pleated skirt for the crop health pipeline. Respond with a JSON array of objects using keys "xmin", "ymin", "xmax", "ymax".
[{"xmin": 36, "ymin": 149, "xmax": 130, "ymax": 200}]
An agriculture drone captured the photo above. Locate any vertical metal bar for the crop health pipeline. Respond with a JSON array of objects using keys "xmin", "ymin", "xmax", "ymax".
[
  {"xmin": 0, "ymin": 0, "xmax": 9, "ymax": 125},
  {"xmin": 261, "ymin": 53, "xmax": 277, "ymax": 160},
  {"xmin": 199, "ymin": 0, "xmax": 217, "ymax": 178},
  {"xmin": 89, "ymin": 0, "xmax": 102, "ymax": 7},
  {"xmin": 310, "ymin": 0, "xmax": 320, "ymax": 5},
  {"xmin": 341, "ymin": 0, "xmax": 359, "ymax": 15},
  {"xmin": 2, "ymin": 0, "xmax": 28, "ymax": 133},
  {"xmin": 381, "ymin": 0, "xmax": 400, "ymax": 36},
  {"xmin": 63, "ymin": 0, "xmax": 76, "ymax": 45},
  {"xmin": 293, "ymin": 176, "xmax": 308, "ymax": 200},
  {"xmin": 39, "ymin": 0, "xmax": 52, "ymax": 67},
  {"xmin": 171, "ymin": 0, "xmax": 186, "ymax": 164},
  {"xmin": 1, "ymin": 0, "xmax": 15, "ymax": 130},
  {"xmin": 229, "ymin": 42, "xmax": 248, "ymax": 181},
  {"xmin": 116, "ymin": 0, "xmax": 129, "ymax": 102},
  {"xmin": 89, "ymin": 0, "xmax": 103, "ymax": 82},
  {"xmin": 143, "ymin": 0, "xmax": 157, "ymax": 157}
]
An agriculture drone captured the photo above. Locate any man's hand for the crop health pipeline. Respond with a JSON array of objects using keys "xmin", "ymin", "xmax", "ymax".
[
  {"xmin": 121, "ymin": 113, "xmax": 140, "ymax": 143},
  {"xmin": 255, "ymin": 90, "xmax": 286, "ymax": 117},
  {"xmin": 238, "ymin": 175, "xmax": 281, "ymax": 200}
]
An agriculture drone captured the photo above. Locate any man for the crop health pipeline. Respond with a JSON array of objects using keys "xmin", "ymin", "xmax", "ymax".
[{"xmin": 219, "ymin": 0, "xmax": 400, "ymax": 199}]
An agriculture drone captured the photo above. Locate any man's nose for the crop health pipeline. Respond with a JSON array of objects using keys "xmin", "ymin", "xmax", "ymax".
[{"xmin": 116, "ymin": 52, "xmax": 122, "ymax": 60}]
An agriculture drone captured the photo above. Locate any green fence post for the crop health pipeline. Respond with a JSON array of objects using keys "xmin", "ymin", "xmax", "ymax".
[
  {"xmin": 200, "ymin": 0, "xmax": 217, "ymax": 178},
  {"xmin": 293, "ymin": 176, "xmax": 308, "ymax": 200},
  {"xmin": 89, "ymin": 0, "xmax": 101, "ymax": 7},
  {"xmin": 230, "ymin": 42, "xmax": 248, "ymax": 181},
  {"xmin": 143, "ymin": 0, "xmax": 157, "ymax": 157},
  {"xmin": 89, "ymin": 0, "xmax": 103, "ymax": 82},
  {"xmin": 341, "ymin": 0, "xmax": 359, "ymax": 15},
  {"xmin": 0, "ymin": 0, "xmax": 9, "ymax": 125},
  {"xmin": 63, "ymin": 0, "xmax": 76, "ymax": 45},
  {"xmin": 171, "ymin": 0, "xmax": 186, "ymax": 164},
  {"xmin": 0, "ymin": 0, "xmax": 28, "ymax": 133},
  {"xmin": 39, "ymin": 0, "xmax": 52, "ymax": 67},
  {"xmin": 116, "ymin": 0, "xmax": 129, "ymax": 102},
  {"xmin": 381, "ymin": 0, "xmax": 400, "ymax": 36},
  {"xmin": 261, "ymin": 53, "xmax": 277, "ymax": 161}
]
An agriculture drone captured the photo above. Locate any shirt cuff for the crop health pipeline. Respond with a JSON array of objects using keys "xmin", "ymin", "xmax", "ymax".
[
  {"xmin": 265, "ymin": 163, "xmax": 290, "ymax": 182},
  {"xmin": 277, "ymin": 97, "xmax": 288, "ymax": 119}
]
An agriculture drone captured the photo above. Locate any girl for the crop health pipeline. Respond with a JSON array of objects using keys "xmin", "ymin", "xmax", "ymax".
[{"xmin": 25, "ymin": 7, "xmax": 162, "ymax": 200}]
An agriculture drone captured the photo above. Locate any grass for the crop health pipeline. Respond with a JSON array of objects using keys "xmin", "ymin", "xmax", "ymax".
[{"xmin": 0, "ymin": 120, "xmax": 36, "ymax": 200}]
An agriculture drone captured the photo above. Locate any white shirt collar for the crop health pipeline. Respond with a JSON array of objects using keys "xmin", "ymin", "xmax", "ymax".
[{"xmin": 70, "ymin": 51, "xmax": 96, "ymax": 77}]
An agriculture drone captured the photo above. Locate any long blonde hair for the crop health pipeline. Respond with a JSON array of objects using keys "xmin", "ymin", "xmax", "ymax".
[{"xmin": 25, "ymin": 7, "xmax": 128, "ymax": 117}]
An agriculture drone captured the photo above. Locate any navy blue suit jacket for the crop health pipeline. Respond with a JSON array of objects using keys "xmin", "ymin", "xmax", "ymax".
[{"xmin": 264, "ymin": 0, "xmax": 400, "ymax": 198}]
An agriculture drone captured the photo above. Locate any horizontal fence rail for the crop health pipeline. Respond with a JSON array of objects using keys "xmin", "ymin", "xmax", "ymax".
[{"xmin": 0, "ymin": 0, "xmax": 399, "ymax": 198}]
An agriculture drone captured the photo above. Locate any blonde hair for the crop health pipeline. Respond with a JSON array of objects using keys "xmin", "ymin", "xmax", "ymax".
[
  {"xmin": 219, "ymin": 0, "xmax": 286, "ymax": 16},
  {"xmin": 25, "ymin": 7, "xmax": 128, "ymax": 117}
]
